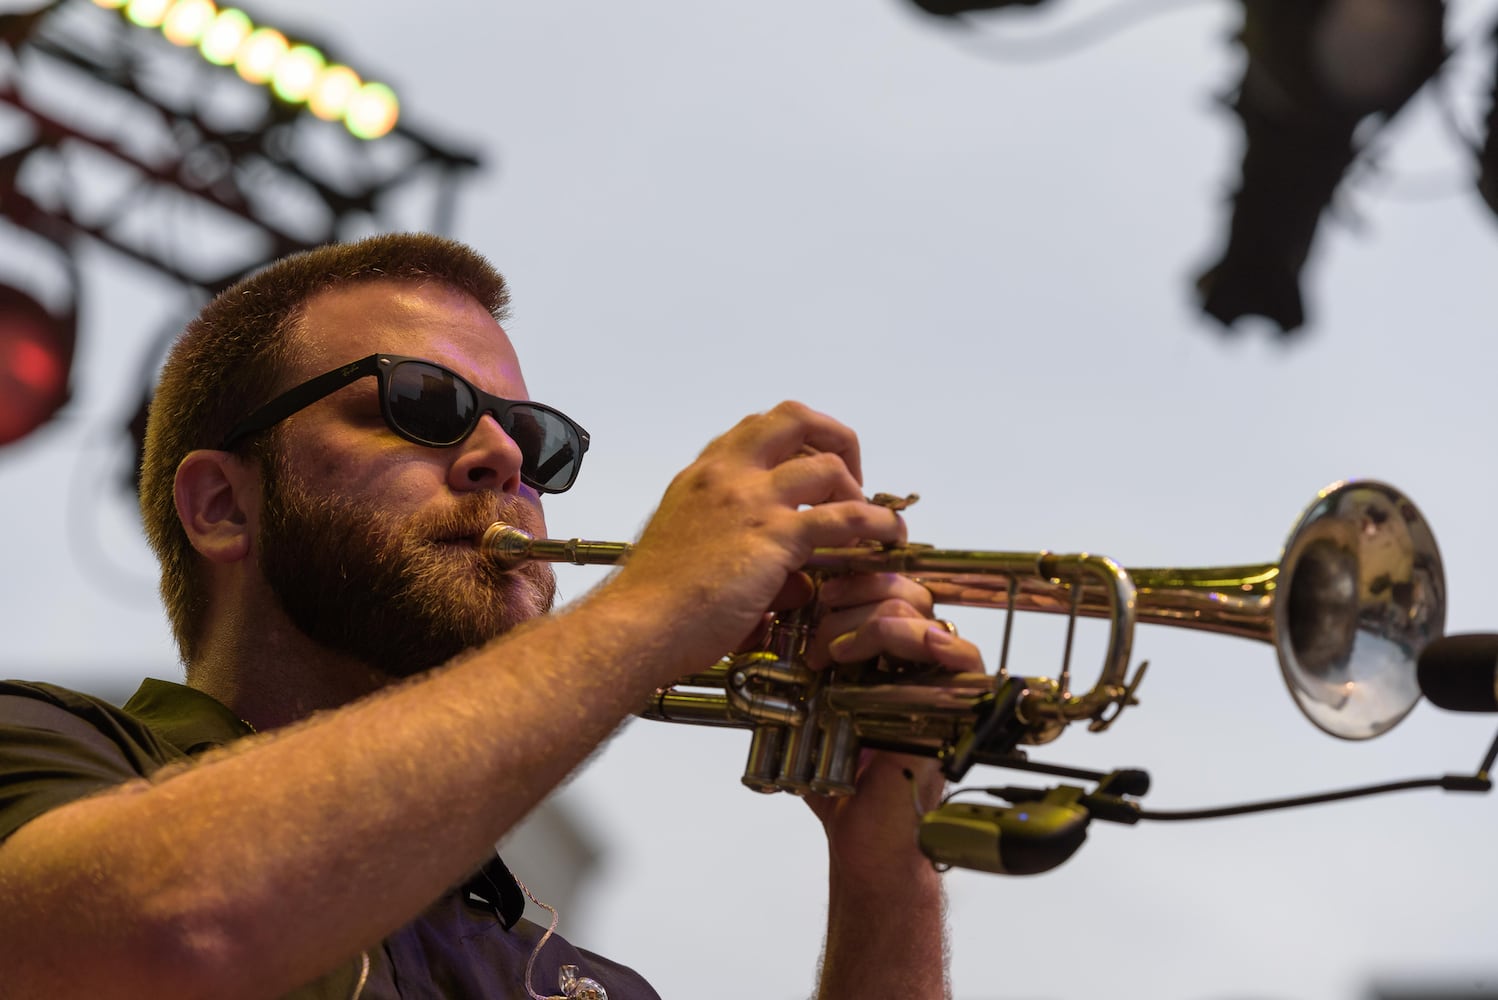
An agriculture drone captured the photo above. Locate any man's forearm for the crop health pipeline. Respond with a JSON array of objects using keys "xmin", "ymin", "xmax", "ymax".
[
  {"xmin": 817, "ymin": 860, "xmax": 950, "ymax": 1000},
  {"xmin": 0, "ymin": 581, "xmax": 680, "ymax": 1000}
]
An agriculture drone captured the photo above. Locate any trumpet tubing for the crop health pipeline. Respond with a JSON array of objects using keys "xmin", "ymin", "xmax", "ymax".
[{"xmin": 481, "ymin": 480, "xmax": 1445, "ymax": 794}]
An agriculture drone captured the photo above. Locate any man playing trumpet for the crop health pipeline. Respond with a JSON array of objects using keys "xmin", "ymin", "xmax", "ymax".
[{"xmin": 0, "ymin": 233, "xmax": 981, "ymax": 998}]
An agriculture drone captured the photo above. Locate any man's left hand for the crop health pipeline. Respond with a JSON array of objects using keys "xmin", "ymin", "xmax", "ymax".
[{"xmin": 803, "ymin": 573, "xmax": 984, "ymax": 879}]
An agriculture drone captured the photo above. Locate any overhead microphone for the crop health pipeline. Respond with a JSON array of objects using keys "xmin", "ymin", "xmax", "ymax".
[{"xmin": 1416, "ymin": 634, "xmax": 1498, "ymax": 713}]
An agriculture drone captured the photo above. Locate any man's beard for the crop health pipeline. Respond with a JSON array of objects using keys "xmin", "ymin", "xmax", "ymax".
[{"xmin": 257, "ymin": 453, "xmax": 557, "ymax": 679}]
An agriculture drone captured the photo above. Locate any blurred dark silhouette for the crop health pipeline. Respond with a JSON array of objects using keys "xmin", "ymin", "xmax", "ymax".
[
  {"xmin": 1479, "ymin": 22, "xmax": 1498, "ymax": 217},
  {"xmin": 901, "ymin": 0, "xmax": 1479, "ymax": 336},
  {"xmin": 907, "ymin": 0, "xmax": 1048, "ymax": 14},
  {"xmin": 1198, "ymin": 0, "xmax": 1447, "ymax": 333}
]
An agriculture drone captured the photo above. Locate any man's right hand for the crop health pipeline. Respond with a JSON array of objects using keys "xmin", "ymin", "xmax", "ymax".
[{"xmin": 612, "ymin": 401, "xmax": 906, "ymax": 682}]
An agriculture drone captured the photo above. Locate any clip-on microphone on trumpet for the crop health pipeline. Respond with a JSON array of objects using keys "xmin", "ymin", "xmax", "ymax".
[
  {"xmin": 917, "ymin": 764, "xmax": 1150, "ymax": 875},
  {"xmin": 918, "ymin": 730, "xmax": 1498, "ymax": 876},
  {"xmin": 915, "ymin": 646, "xmax": 1498, "ymax": 876}
]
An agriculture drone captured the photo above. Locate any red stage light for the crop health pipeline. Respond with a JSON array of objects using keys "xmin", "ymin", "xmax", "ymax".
[{"xmin": 0, "ymin": 285, "xmax": 73, "ymax": 445}]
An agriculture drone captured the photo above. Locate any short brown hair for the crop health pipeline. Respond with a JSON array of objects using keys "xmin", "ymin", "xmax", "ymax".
[{"xmin": 138, "ymin": 232, "xmax": 511, "ymax": 664}]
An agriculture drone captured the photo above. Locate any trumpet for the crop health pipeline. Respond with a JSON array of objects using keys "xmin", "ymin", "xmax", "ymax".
[{"xmin": 481, "ymin": 480, "xmax": 1445, "ymax": 799}]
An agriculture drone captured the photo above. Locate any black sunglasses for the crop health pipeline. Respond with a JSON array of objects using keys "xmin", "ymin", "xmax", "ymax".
[{"xmin": 218, "ymin": 353, "xmax": 591, "ymax": 494}]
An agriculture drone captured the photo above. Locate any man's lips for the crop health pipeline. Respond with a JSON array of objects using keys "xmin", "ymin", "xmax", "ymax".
[
  {"xmin": 430, "ymin": 517, "xmax": 509, "ymax": 544},
  {"xmin": 427, "ymin": 504, "xmax": 543, "ymax": 550}
]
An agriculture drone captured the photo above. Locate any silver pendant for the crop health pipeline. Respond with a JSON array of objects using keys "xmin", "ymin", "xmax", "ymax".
[{"xmin": 559, "ymin": 964, "xmax": 607, "ymax": 1000}]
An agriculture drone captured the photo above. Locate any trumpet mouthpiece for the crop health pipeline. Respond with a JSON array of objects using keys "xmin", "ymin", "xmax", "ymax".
[{"xmin": 479, "ymin": 522, "xmax": 535, "ymax": 568}]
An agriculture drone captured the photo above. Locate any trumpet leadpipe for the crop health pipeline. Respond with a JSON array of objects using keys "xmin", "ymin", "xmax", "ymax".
[{"xmin": 480, "ymin": 523, "xmax": 631, "ymax": 568}]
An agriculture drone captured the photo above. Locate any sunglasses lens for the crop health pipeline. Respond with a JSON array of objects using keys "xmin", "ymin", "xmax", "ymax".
[
  {"xmin": 386, "ymin": 359, "xmax": 584, "ymax": 492},
  {"xmin": 387, "ymin": 362, "xmax": 476, "ymax": 445},
  {"xmin": 504, "ymin": 405, "xmax": 583, "ymax": 492}
]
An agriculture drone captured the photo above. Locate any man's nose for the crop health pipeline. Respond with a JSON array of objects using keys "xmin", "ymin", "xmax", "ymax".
[{"xmin": 448, "ymin": 413, "xmax": 525, "ymax": 494}]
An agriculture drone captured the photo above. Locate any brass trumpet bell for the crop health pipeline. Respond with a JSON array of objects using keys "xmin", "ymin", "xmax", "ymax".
[
  {"xmin": 1274, "ymin": 481, "xmax": 1444, "ymax": 737},
  {"xmin": 907, "ymin": 481, "xmax": 1445, "ymax": 740}
]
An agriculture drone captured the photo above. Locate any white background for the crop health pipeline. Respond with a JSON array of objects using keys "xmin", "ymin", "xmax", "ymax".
[{"xmin": 3, "ymin": 1, "xmax": 1498, "ymax": 998}]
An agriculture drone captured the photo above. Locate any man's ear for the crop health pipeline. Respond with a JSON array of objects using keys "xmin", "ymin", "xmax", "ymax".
[{"xmin": 174, "ymin": 450, "xmax": 258, "ymax": 564}]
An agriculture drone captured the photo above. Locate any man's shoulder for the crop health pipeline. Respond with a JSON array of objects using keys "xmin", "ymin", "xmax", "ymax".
[
  {"xmin": 0, "ymin": 677, "xmax": 250, "ymax": 755},
  {"xmin": 0, "ymin": 679, "xmax": 152, "ymax": 746},
  {"xmin": 0, "ymin": 678, "xmax": 116, "ymax": 710},
  {"xmin": 0, "ymin": 678, "xmax": 183, "ymax": 843}
]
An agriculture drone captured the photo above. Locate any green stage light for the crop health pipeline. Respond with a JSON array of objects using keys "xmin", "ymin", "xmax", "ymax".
[
  {"xmin": 125, "ymin": 0, "xmax": 171, "ymax": 29},
  {"xmin": 236, "ymin": 27, "xmax": 287, "ymax": 84},
  {"xmin": 346, "ymin": 82, "xmax": 399, "ymax": 139},
  {"xmin": 271, "ymin": 43, "xmax": 324, "ymax": 103},
  {"xmin": 199, "ymin": 7, "xmax": 250, "ymax": 65},
  {"xmin": 308, "ymin": 64, "xmax": 358, "ymax": 121},
  {"xmin": 94, "ymin": 0, "xmax": 402, "ymax": 139},
  {"xmin": 162, "ymin": 0, "xmax": 216, "ymax": 47}
]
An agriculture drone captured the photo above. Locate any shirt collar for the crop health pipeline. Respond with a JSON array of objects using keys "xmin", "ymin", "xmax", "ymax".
[{"xmin": 122, "ymin": 678, "xmax": 254, "ymax": 756}]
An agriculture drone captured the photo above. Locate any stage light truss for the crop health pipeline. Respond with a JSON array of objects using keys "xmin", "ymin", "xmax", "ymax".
[{"xmin": 0, "ymin": 0, "xmax": 482, "ymax": 293}]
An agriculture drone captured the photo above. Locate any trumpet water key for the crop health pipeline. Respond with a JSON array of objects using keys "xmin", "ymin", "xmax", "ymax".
[{"xmin": 479, "ymin": 480, "xmax": 1445, "ymax": 802}]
